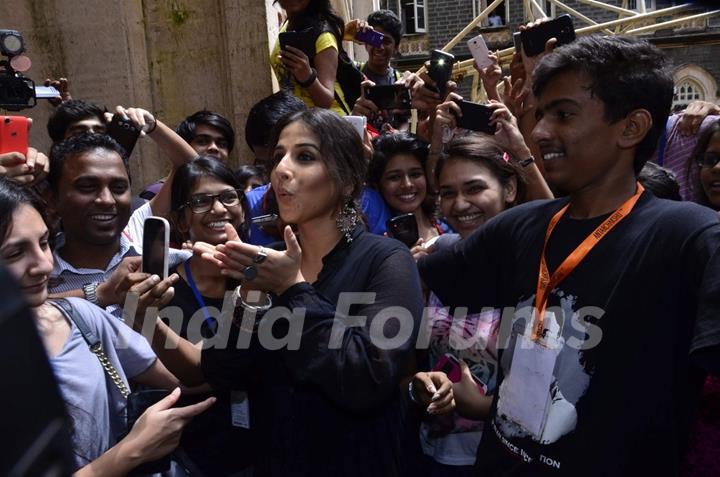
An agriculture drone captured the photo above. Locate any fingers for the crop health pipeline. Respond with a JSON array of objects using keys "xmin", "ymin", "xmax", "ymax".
[
  {"xmin": 224, "ymin": 222, "xmax": 241, "ymax": 242},
  {"xmin": 0, "ymin": 152, "xmax": 26, "ymax": 168},
  {"xmin": 193, "ymin": 241, "xmax": 217, "ymax": 256},
  {"xmin": 147, "ymin": 387, "xmax": 182, "ymax": 412},
  {"xmin": 284, "ymin": 225, "xmax": 302, "ymax": 259},
  {"xmin": 172, "ymin": 395, "xmax": 217, "ymax": 420},
  {"xmin": 414, "ymin": 372, "xmax": 438, "ymax": 395}
]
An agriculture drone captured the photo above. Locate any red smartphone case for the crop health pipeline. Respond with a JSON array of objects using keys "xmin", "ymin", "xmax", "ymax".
[{"xmin": 0, "ymin": 116, "xmax": 29, "ymax": 157}]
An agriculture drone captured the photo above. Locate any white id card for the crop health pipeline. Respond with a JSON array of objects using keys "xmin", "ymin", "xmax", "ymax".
[
  {"xmin": 497, "ymin": 334, "xmax": 560, "ymax": 439},
  {"xmin": 231, "ymin": 391, "xmax": 250, "ymax": 429}
]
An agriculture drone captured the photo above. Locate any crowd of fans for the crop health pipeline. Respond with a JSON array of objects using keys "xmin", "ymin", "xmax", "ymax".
[{"xmin": 1, "ymin": 1, "xmax": 719, "ymax": 476}]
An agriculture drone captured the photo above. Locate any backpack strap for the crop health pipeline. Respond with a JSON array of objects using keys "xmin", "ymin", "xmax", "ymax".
[{"xmin": 52, "ymin": 299, "xmax": 131, "ymax": 398}]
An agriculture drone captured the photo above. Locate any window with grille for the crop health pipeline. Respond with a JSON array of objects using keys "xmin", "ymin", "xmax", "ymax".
[
  {"xmin": 672, "ymin": 79, "xmax": 705, "ymax": 109},
  {"xmin": 402, "ymin": 0, "xmax": 426, "ymax": 34}
]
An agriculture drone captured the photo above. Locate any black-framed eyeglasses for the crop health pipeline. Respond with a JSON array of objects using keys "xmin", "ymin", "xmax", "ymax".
[
  {"xmin": 697, "ymin": 152, "xmax": 720, "ymax": 169},
  {"xmin": 183, "ymin": 188, "xmax": 244, "ymax": 214}
]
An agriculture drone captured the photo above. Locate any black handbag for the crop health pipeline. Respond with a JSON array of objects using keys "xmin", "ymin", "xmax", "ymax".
[{"xmin": 52, "ymin": 299, "xmax": 172, "ymax": 475}]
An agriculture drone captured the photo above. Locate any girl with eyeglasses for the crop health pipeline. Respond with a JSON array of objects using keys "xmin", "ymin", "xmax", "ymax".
[
  {"xmin": 163, "ymin": 155, "xmax": 254, "ymax": 476},
  {"xmin": 689, "ymin": 119, "xmax": 720, "ymax": 211}
]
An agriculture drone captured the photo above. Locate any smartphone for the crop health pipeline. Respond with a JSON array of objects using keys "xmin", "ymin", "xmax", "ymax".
[
  {"xmin": 0, "ymin": 115, "xmax": 29, "ymax": 156},
  {"xmin": 432, "ymin": 353, "xmax": 489, "ymax": 394},
  {"xmin": 107, "ymin": 113, "xmax": 141, "ymax": 156},
  {"xmin": 279, "ymin": 28, "xmax": 316, "ymax": 61},
  {"xmin": 386, "ymin": 213, "xmax": 419, "ymax": 248},
  {"xmin": 520, "ymin": 14, "xmax": 576, "ymax": 57},
  {"xmin": 343, "ymin": 115, "xmax": 367, "ymax": 139},
  {"xmin": 467, "ymin": 35, "xmax": 493, "ymax": 70},
  {"xmin": 355, "ymin": 29, "xmax": 384, "ymax": 48},
  {"xmin": 427, "ymin": 50, "xmax": 455, "ymax": 97},
  {"xmin": 142, "ymin": 216, "xmax": 169, "ymax": 279},
  {"xmin": 513, "ymin": 31, "xmax": 522, "ymax": 53},
  {"xmin": 251, "ymin": 213, "xmax": 279, "ymax": 226},
  {"xmin": 453, "ymin": 100, "xmax": 496, "ymax": 135},
  {"xmin": 34, "ymin": 85, "xmax": 61, "ymax": 99},
  {"xmin": 365, "ymin": 84, "xmax": 412, "ymax": 110}
]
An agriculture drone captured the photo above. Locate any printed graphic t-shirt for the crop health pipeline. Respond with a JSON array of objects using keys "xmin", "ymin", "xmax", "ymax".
[{"xmin": 418, "ymin": 192, "xmax": 720, "ymax": 476}]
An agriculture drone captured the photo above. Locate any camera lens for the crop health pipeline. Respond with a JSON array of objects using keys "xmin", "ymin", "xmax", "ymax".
[{"xmin": 0, "ymin": 31, "xmax": 24, "ymax": 56}]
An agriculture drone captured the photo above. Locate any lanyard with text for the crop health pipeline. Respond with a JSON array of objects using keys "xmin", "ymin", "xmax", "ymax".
[{"xmin": 532, "ymin": 183, "xmax": 645, "ymax": 342}]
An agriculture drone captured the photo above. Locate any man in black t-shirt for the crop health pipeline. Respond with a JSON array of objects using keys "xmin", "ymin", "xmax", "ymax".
[{"xmin": 419, "ymin": 36, "xmax": 720, "ymax": 476}]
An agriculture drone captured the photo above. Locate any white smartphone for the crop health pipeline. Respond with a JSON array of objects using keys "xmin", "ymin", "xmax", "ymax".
[
  {"xmin": 142, "ymin": 216, "xmax": 169, "ymax": 279},
  {"xmin": 467, "ymin": 34, "xmax": 493, "ymax": 70},
  {"xmin": 343, "ymin": 115, "xmax": 367, "ymax": 139}
]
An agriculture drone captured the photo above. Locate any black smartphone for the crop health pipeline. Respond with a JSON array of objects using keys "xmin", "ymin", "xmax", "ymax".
[
  {"xmin": 513, "ymin": 31, "xmax": 522, "ymax": 53},
  {"xmin": 386, "ymin": 213, "xmax": 419, "ymax": 248},
  {"xmin": 142, "ymin": 217, "xmax": 169, "ymax": 279},
  {"xmin": 453, "ymin": 100, "xmax": 496, "ymax": 135},
  {"xmin": 427, "ymin": 50, "xmax": 455, "ymax": 97},
  {"xmin": 279, "ymin": 28, "xmax": 316, "ymax": 61},
  {"xmin": 520, "ymin": 14, "xmax": 576, "ymax": 57},
  {"xmin": 107, "ymin": 113, "xmax": 141, "ymax": 156},
  {"xmin": 365, "ymin": 84, "xmax": 412, "ymax": 110}
]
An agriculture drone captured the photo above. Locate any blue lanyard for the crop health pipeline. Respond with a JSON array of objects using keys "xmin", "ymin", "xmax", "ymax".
[{"xmin": 183, "ymin": 260, "xmax": 216, "ymax": 332}]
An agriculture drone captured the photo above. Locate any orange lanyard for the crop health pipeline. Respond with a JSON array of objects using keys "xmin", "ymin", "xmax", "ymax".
[{"xmin": 532, "ymin": 183, "xmax": 645, "ymax": 342}]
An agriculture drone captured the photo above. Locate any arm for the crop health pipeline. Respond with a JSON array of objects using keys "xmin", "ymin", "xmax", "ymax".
[
  {"xmin": 277, "ymin": 247, "xmax": 424, "ymax": 411},
  {"xmin": 280, "ymin": 43, "xmax": 338, "ymax": 109},
  {"xmin": 75, "ymin": 389, "xmax": 215, "ymax": 477}
]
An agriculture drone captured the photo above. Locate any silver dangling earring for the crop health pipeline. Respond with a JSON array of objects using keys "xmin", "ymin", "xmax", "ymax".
[{"xmin": 336, "ymin": 198, "xmax": 358, "ymax": 243}]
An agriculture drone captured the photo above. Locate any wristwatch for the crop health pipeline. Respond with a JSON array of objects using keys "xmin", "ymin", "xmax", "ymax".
[
  {"xmin": 82, "ymin": 282, "xmax": 101, "ymax": 306},
  {"xmin": 297, "ymin": 68, "xmax": 317, "ymax": 88}
]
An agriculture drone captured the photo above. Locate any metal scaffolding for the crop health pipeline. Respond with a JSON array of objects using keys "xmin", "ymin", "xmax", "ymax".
[{"xmin": 418, "ymin": 1, "xmax": 720, "ymax": 102}]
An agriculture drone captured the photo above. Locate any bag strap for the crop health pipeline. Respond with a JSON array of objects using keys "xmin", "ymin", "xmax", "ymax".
[{"xmin": 53, "ymin": 299, "xmax": 131, "ymax": 399}]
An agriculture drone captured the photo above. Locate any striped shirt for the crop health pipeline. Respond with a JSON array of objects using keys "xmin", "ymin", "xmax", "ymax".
[{"xmin": 49, "ymin": 202, "xmax": 191, "ymax": 317}]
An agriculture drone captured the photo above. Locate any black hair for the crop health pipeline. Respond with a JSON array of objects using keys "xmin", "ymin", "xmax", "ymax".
[
  {"xmin": 176, "ymin": 110, "xmax": 235, "ymax": 153},
  {"xmin": 436, "ymin": 133, "xmax": 527, "ymax": 206},
  {"xmin": 638, "ymin": 161, "xmax": 681, "ymax": 201},
  {"xmin": 235, "ymin": 164, "xmax": 267, "ymax": 189},
  {"xmin": 268, "ymin": 108, "xmax": 367, "ymax": 205},
  {"xmin": 367, "ymin": 9, "xmax": 403, "ymax": 47},
  {"xmin": 280, "ymin": 0, "xmax": 346, "ymax": 56},
  {"xmin": 48, "ymin": 133, "xmax": 130, "ymax": 193},
  {"xmin": 0, "ymin": 178, "xmax": 48, "ymax": 247},
  {"xmin": 170, "ymin": 156, "xmax": 249, "ymax": 242},
  {"xmin": 369, "ymin": 131, "xmax": 434, "ymax": 216},
  {"xmin": 46, "ymin": 100, "xmax": 105, "ymax": 143},
  {"xmin": 687, "ymin": 118, "xmax": 720, "ymax": 207},
  {"xmin": 244, "ymin": 90, "xmax": 307, "ymax": 151},
  {"xmin": 532, "ymin": 35, "xmax": 673, "ymax": 175}
]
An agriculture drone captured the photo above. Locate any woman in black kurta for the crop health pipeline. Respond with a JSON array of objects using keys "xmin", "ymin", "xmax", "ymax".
[{"xmin": 150, "ymin": 109, "xmax": 424, "ymax": 476}]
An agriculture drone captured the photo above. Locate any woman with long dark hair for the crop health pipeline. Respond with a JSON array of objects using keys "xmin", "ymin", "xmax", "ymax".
[
  {"xmin": 141, "ymin": 109, "xmax": 436, "ymax": 476},
  {"xmin": 272, "ymin": 0, "xmax": 351, "ymax": 114}
]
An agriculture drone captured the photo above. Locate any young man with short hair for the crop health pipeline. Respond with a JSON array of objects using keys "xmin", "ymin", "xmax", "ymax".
[
  {"xmin": 419, "ymin": 36, "xmax": 719, "ymax": 475},
  {"xmin": 46, "ymin": 99, "xmax": 107, "ymax": 143},
  {"xmin": 175, "ymin": 110, "xmax": 235, "ymax": 163}
]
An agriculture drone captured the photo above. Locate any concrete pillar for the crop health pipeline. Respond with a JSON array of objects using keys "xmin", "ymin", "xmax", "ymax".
[{"xmin": 0, "ymin": 0, "xmax": 275, "ymax": 192}]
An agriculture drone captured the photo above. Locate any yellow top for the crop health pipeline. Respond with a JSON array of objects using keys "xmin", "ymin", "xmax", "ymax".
[{"xmin": 270, "ymin": 22, "xmax": 349, "ymax": 115}]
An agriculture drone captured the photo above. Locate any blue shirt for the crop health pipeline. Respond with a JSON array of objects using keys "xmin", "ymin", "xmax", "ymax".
[{"xmin": 246, "ymin": 184, "xmax": 391, "ymax": 245}]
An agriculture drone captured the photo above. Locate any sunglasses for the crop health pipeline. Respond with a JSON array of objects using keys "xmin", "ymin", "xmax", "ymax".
[
  {"xmin": 183, "ymin": 188, "xmax": 244, "ymax": 214},
  {"xmin": 697, "ymin": 152, "xmax": 720, "ymax": 169}
]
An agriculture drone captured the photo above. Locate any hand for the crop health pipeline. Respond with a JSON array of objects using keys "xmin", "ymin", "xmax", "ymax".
[
  {"xmin": 43, "ymin": 77, "xmax": 72, "ymax": 106},
  {"xmin": 475, "ymin": 52, "xmax": 502, "ymax": 96},
  {"xmin": 452, "ymin": 358, "xmax": 492, "ymax": 420},
  {"xmin": 96, "ymin": 256, "xmax": 142, "ymax": 307},
  {"xmin": 344, "ymin": 19, "xmax": 372, "ymax": 42},
  {"xmin": 431, "ymin": 94, "xmax": 462, "ymax": 145},
  {"xmin": 500, "ymin": 75, "xmax": 530, "ymax": 120},
  {"xmin": 352, "ymin": 79, "xmax": 379, "ymax": 118},
  {"xmin": 487, "ymin": 100, "xmax": 532, "ymax": 159},
  {"xmin": 408, "ymin": 72, "xmax": 441, "ymax": 113},
  {"xmin": 115, "ymin": 105, "xmax": 157, "ymax": 135},
  {"xmin": 410, "ymin": 238, "xmax": 438, "ymax": 262},
  {"xmin": 518, "ymin": 20, "xmax": 558, "ymax": 79},
  {"xmin": 279, "ymin": 46, "xmax": 314, "ymax": 85},
  {"xmin": 200, "ymin": 224, "xmax": 305, "ymax": 296},
  {"xmin": 122, "ymin": 388, "xmax": 215, "ymax": 464},
  {"xmin": 124, "ymin": 273, "xmax": 180, "ymax": 330},
  {"xmin": 678, "ymin": 100, "xmax": 720, "ymax": 136},
  {"xmin": 411, "ymin": 371, "xmax": 455, "ymax": 414},
  {"xmin": 0, "ymin": 147, "xmax": 49, "ymax": 185}
]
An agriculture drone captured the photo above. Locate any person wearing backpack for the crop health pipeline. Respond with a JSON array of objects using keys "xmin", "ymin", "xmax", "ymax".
[{"xmin": 271, "ymin": 0, "xmax": 356, "ymax": 115}]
